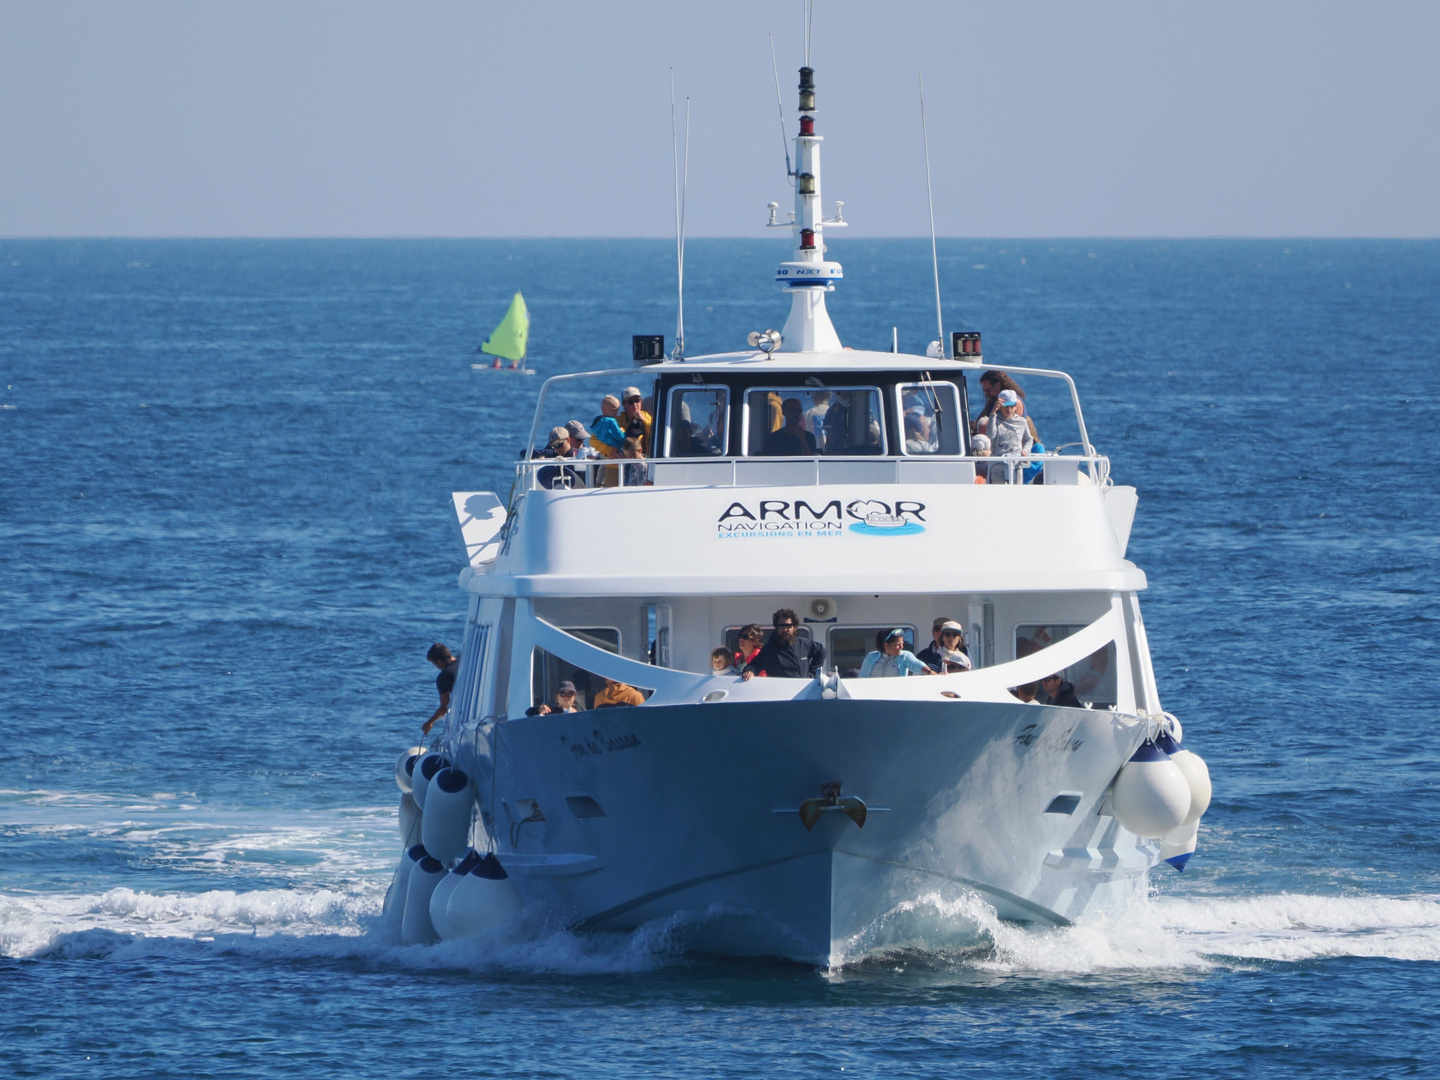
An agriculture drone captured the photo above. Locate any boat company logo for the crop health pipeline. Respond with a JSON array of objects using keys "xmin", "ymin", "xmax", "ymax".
[{"xmin": 716, "ymin": 497, "xmax": 926, "ymax": 539}]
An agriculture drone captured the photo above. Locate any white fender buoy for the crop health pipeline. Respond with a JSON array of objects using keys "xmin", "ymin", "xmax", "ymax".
[
  {"xmin": 410, "ymin": 753, "xmax": 450, "ymax": 812},
  {"xmin": 430, "ymin": 849, "xmax": 482, "ymax": 941},
  {"xmin": 1156, "ymin": 729, "xmax": 1212, "ymax": 824},
  {"xmin": 421, "ymin": 767, "xmax": 473, "ymax": 866},
  {"xmin": 401, "ymin": 846, "xmax": 445, "ymax": 945},
  {"xmin": 1110, "ymin": 741, "xmax": 1191, "ymax": 838},
  {"xmin": 447, "ymin": 853, "xmax": 523, "ymax": 938},
  {"xmin": 381, "ymin": 843, "xmax": 424, "ymax": 937},
  {"xmin": 398, "ymin": 793, "xmax": 422, "ymax": 850},
  {"xmin": 1159, "ymin": 820, "xmax": 1200, "ymax": 871},
  {"xmin": 395, "ymin": 746, "xmax": 426, "ymax": 795}
]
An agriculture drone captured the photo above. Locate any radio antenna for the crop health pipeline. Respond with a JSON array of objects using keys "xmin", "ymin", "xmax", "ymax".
[
  {"xmin": 670, "ymin": 71, "xmax": 690, "ymax": 361},
  {"xmin": 768, "ymin": 34, "xmax": 794, "ymax": 177},
  {"xmin": 804, "ymin": 0, "xmax": 814, "ymax": 67},
  {"xmin": 919, "ymin": 69, "xmax": 945, "ymax": 357}
]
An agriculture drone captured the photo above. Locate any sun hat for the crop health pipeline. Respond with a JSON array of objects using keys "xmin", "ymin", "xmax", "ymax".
[
  {"xmin": 565, "ymin": 419, "xmax": 590, "ymax": 440},
  {"xmin": 997, "ymin": 389, "xmax": 1020, "ymax": 407}
]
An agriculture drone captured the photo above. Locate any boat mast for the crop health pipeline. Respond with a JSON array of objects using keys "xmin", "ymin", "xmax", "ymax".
[{"xmin": 774, "ymin": 26, "xmax": 845, "ymax": 353}]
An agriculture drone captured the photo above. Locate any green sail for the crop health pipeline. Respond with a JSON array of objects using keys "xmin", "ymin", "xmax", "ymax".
[{"xmin": 480, "ymin": 291, "xmax": 530, "ymax": 361}]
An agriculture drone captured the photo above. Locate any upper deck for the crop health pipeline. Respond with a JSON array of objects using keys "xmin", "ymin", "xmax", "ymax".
[{"xmin": 452, "ymin": 350, "xmax": 1143, "ymax": 598}]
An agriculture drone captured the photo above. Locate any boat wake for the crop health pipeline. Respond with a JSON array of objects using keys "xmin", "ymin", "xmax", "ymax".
[{"xmin": 5, "ymin": 883, "xmax": 1439, "ymax": 975}]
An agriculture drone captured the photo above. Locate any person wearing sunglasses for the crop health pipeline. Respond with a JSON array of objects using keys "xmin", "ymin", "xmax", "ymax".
[
  {"xmin": 860, "ymin": 629, "xmax": 935, "ymax": 678},
  {"xmin": 742, "ymin": 609, "xmax": 826, "ymax": 680}
]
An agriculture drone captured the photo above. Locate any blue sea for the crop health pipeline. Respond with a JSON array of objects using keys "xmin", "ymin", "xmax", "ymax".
[{"xmin": 3, "ymin": 238, "xmax": 1438, "ymax": 1078}]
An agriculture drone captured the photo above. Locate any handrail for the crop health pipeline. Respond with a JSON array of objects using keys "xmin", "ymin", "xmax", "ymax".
[{"xmin": 513, "ymin": 453, "xmax": 1110, "ymax": 491}]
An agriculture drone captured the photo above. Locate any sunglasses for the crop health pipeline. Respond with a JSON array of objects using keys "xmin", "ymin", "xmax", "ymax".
[{"xmin": 774, "ymin": 623, "xmax": 796, "ymax": 629}]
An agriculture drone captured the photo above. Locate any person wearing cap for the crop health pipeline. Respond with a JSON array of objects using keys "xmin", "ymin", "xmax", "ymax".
[
  {"xmin": 526, "ymin": 680, "xmax": 583, "ymax": 716},
  {"xmin": 565, "ymin": 420, "xmax": 600, "ymax": 460},
  {"xmin": 917, "ymin": 618, "xmax": 972, "ymax": 674},
  {"xmin": 536, "ymin": 427, "xmax": 583, "ymax": 489},
  {"xmin": 987, "ymin": 389, "xmax": 1033, "ymax": 482},
  {"xmin": 860, "ymin": 629, "xmax": 934, "ymax": 678},
  {"xmin": 620, "ymin": 386, "xmax": 653, "ymax": 456}
]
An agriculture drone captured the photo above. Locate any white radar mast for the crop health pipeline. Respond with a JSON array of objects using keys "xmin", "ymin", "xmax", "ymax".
[{"xmin": 769, "ymin": 38, "xmax": 847, "ymax": 352}]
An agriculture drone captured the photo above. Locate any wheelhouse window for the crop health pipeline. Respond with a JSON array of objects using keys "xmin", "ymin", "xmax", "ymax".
[
  {"xmin": 744, "ymin": 387, "xmax": 885, "ymax": 456},
  {"xmin": 667, "ymin": 386, "xmax": 728, "ymax": 457},
  {"xmin": 897, "ymin": 382, "xmax": 963, "ymax": 455}
]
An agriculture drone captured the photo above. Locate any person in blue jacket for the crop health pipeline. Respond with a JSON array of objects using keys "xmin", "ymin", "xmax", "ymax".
[{"xmin": 860, "ymin": 629, "xmax": 935, "ymax": 678}]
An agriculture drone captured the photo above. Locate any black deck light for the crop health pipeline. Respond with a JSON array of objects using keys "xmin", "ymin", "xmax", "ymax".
[
  {"xmin": 798, "ymin": 66, "xmax": 816, "ymax": 112},
  {"xmin": 632, "ymin": 335, "xmax": 665, "ymax": 363},
  {"xmin": 797, "ymin": 172, "xmax": 816, "ymax": 195}
]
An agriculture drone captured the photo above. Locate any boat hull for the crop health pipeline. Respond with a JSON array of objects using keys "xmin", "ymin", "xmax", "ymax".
[{"xmin": 483, "ymin": 698, "xmax": 1156, "ymax": 966}]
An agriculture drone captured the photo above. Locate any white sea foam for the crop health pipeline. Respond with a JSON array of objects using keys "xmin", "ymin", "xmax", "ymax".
[
  {"xmin": 7, "ymin": 882, "xmax": 1439, "ymax": 976},
  {"xmin": 839, "ymin": 889, "xmax": 1440, "ymax": 974},
  {"xmin": 7, "ymin": 792, "xmax": 1438, "ymax": 975}
]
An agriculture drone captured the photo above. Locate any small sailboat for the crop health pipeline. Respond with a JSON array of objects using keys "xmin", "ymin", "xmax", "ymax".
[{"xmin": 473, "ymin": 291, "xmax": 533, "ymax": 373}]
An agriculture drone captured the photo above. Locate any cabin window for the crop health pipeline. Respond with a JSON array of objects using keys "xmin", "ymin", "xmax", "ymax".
[
  {"xmin": 1015, "ymin": 624, "xmax": 1116, "ymax": 708},
  {"xmin": 530, "ymin": 627, "xmax": 621, "ymax": 713},
  {"xmin": 743, "ymin": 387, "xmax": 885, "ymax": 456},
  {"xmin": 896, "ymin": 382, "xmax": 963, "ymax": 455},
  {"xmin": 828, "ymin": 625, "xmax": 916, "ymax": 677},
  {"xmin": 667, "ymin": 386, "xmax": 728, "ymax": 457}
]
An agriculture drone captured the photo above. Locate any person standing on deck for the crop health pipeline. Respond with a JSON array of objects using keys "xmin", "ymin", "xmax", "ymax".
[
  {"xmin": 423, "ymin": 643, "xmax": 460, "ymax": 735},
  {"xmin": 742, "ymin": 609, "xmax": 826, "ymax": 680},
  {"xmin": 620, "ymin": 386, "xmax": 653, "ymax": 456}
]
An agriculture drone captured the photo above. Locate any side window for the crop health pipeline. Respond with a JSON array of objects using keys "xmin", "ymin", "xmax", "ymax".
[
  {"xmin": 530, "ymin": 627, "xmax": 621, "ymax": 713},
  {"xmin": 745, "ymin": 387, "xmax": 885, "ymax": 456},
  {"xmin": 827, "ymin": 626, "xmax": 915, "ymax": 677},
  {"xmin": 897, "ymin": 382, "xmax": 963, "ymax": 455},
  {"xmin": 1015, "ymin": 624, "xmax": 1116, "ymax": 709},
  {"xmin": 668, "ymin": 386, "xmax": 728, "ymax": 457}
]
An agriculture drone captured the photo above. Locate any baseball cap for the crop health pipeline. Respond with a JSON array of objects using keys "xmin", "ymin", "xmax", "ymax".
[
  {"xmin": 621, "ymin": 386, "xmax": 643, "ymax": 403},
  {"xmin": 557, "ymin": 680, "xmax": 577, "ymax": 694},
  {"xmin": 549, "ymin": 426, "xmax": 570, "ymax": 444},
  {"xmin": 565, "ymin": 419, "xmax": 590, "ymax": 440},
  {"xmin": 940, "ymin": 621, "xmax": 965, "ymax": 634},
  {"xmin": 997, "ymin": 389, "xmax": 1020, "ymax": 407}
]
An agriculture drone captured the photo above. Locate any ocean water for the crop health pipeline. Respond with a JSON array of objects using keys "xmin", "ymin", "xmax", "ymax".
[{"xmin": 2, "ymin": 237, "xmax": 1439, "ymax": 1078}]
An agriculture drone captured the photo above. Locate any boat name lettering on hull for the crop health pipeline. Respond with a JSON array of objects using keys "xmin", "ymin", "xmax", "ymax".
[
  {"xmin": 560, "ymin": 731, "xmax": 642, "ymax": 759},
  {"xmin": 716, "ymin": 497, "xmax": 925, "ymax": 539}
]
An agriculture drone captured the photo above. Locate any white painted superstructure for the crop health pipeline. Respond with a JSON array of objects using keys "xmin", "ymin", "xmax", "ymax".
[{"xmin": 386, "ymin": 58, "xmax": 1208, "ymax": 967}]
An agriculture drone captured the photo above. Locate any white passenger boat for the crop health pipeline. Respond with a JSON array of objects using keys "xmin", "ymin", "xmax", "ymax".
[{"xmin": 384, "ymin": 59, "xmax": 1211, "ymax": 967}]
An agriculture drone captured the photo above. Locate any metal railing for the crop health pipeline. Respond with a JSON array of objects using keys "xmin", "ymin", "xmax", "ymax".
[{"xmin": 514, "ymin": 453, "xmax": 1111, "ymax": 492}]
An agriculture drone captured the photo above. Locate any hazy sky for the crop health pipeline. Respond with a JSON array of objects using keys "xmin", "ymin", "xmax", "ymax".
[{"xmin": 3, "ymin": 1, "xmax": 1437, "ymax": 237}]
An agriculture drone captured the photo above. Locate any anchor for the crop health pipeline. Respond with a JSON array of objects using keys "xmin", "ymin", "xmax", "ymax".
[{"xmin": 798, "ymin": 780, "xmax": 867, "ymax": 831}]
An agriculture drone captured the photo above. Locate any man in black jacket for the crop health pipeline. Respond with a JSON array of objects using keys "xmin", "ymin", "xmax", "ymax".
[
  {"xmin": 1039, "ymin": 672, "xmax": 1083, "ymax": 708},
  {"xmin": 742, "ymin": 608, "xmax": 826, "ymax": 679}
]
